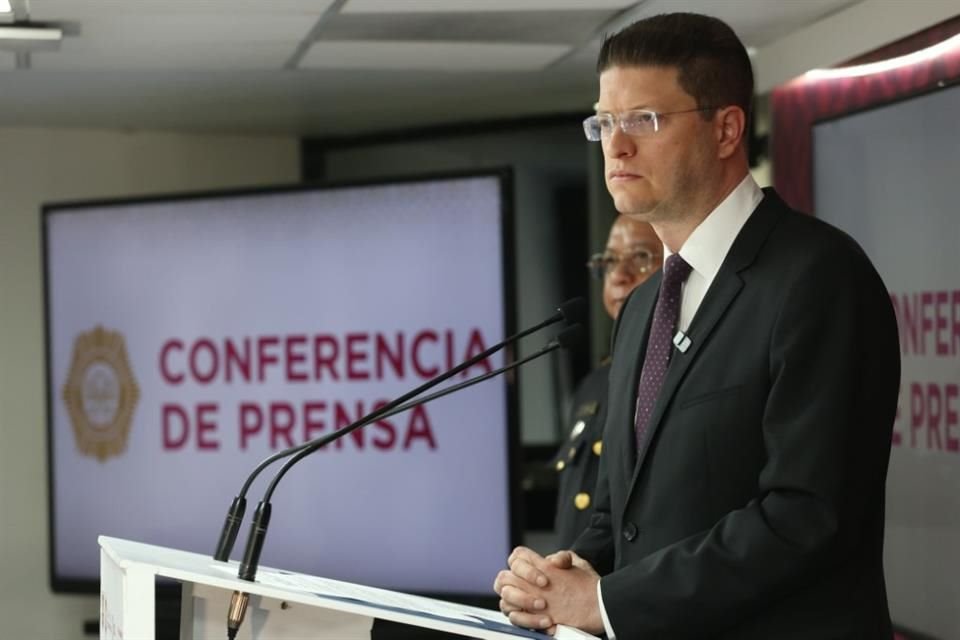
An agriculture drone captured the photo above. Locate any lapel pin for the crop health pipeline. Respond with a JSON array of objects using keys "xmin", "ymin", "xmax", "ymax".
[{"xmin": 673, "ymin": 331, "xmax": 692, "ymax": 353}]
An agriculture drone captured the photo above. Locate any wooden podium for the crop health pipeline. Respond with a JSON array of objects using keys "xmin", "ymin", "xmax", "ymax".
[{"xmin": 99, "ymin": 536, "xmax": 597, "ymax": 640}]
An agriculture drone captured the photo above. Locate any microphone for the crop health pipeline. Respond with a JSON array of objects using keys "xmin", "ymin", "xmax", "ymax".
[
  {"xmin": 374, "ymin": 323, "xmax": 581, "ymax": 422},
  {"xmin": 226, "ymin": 324, "xmax": 582, "ymax": 637},
  {"xmin": 220, "ymin": 304, "xmax": 583, "ymax": 638},
  {"xmin": 213, "ymin": 296, "xmax": 585, "ymax": 563}
]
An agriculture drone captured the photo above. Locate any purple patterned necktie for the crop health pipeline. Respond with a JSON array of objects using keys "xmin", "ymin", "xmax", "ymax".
[{"xmin": 634, "ymin": 253, "xmax": 693, "ymax": 449}]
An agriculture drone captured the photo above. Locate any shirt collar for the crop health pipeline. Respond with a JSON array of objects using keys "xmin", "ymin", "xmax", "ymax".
[{"xmin": 663, "ymin": 173, "xmax": 763, "ymax": 282}]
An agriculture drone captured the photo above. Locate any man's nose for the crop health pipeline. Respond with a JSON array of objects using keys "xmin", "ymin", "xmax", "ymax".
[{"xmin": 604, "ymin": 126, "xmax": 635, "ymax": 158}]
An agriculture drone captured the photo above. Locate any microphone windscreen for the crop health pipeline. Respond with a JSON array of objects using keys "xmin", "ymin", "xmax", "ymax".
[
  {"xmin": 557, "ymin": 297, "xmax": 587, "ymax": 325},
  {"xmin": 554, "ymin": 323, "xmax": 584, "ymax": 350}
]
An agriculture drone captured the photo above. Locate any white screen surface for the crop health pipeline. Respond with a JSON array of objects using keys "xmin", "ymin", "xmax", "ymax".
[
  {"xmin": 814, "ymin": 85, "xmax": 960, "ymax": 637},
  {"xmin": 45, "ymin": 174, "xmax": 513, "ymax": 594}
]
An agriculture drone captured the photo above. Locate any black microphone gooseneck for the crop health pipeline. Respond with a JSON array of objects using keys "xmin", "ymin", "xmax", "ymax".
[
  {"xmin": 376, "ymin": 324, "xmax": 582, "ymax": 423},
  {"xmin": 213, "ymin": 297, "xmax": 585, "ymax": 563},
  {"xmin": 223, "ymin": 302, "xmax": 585, "ymax": 639}
]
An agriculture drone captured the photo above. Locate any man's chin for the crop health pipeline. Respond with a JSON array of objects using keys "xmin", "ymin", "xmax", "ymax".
[{"xmin": 612, "ymin": 194, "xmax": 657, "ymax": 218}]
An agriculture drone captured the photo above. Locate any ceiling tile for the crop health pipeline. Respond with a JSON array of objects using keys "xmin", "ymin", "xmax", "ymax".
[
  {"xmin": 28, "ymin": 0, "xmax": 336, "ymax": 19},
  {"xmin": 30, "ymin": 42, "xmax": 293, "ymax": 70},
  {"xmin": 67, "ymin": 14, "xmax": 316, "ymax": 46},
  {"xmin": 342, "ymin": 0, "xmax": 636, "ymax": 12},
  {"xmin": 317, "ymin": 9, "xmax": 623, "ymax": 45},
  {"xmin": 300, "ymin": 40, "xmax": 571, "ymax": 71}
]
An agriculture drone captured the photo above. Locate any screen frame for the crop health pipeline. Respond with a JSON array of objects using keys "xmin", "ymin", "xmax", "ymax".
[
  {"xmin": 809, "ymin": 79, "xmax": 960, "ymax": 220},
  {"xmin": 42, "ymin": 168, "xmax": 520, "ymax": 596}
]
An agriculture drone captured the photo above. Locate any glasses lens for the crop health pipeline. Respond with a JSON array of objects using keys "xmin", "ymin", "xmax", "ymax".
[
  {"xmin": 621, "ymin": 111, "xmax": 658, "ymax": 136},
  {"xmin": 582, "ymin": 116, "xmax": 602, "ymax": 142},
  {"xmin": 626, "ymin": 251, "xmax": 652, "ymax": 274},
  {"xmin": 585, "ymin": 254, "xmax": 607, "ymax": 279}
]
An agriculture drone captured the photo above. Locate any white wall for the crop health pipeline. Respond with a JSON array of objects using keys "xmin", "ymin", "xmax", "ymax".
[{"xmin": 0, "ymin": 128, "xmax": 298, "ymax": 639}]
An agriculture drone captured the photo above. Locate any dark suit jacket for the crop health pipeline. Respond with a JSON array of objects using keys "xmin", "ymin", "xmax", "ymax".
[{"xmin": 572, "ymin": 189, "xmax": 901, "ymax": 639}]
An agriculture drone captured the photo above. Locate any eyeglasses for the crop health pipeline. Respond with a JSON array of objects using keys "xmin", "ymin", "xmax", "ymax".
[
  {"xmin": 582, "ymin": 107, "xmax": 717, "ymax": 142},
  {"xmin": 586, "ymin": 249, "xmax": 661, "ymax": 280}
]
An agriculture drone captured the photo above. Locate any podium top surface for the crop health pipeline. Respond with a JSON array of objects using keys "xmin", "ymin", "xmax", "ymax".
[{"xmin": 99, "ymin": 536, "xmax": 596, "ymax": 640}]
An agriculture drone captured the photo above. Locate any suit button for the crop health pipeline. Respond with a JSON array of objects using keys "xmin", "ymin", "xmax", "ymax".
[{"xmin": 622, "ymin": 522, "xmax": 638, "ymax": 542}]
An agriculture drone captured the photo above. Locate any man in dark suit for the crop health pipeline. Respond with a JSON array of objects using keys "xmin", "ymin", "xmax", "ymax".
[
  {"xmin": 554, "ymin": 215, "xmax": 662, "ymax": 548},
  {"xmin": 495, "ymin": 12, "xmax": 900, "ymax": 639}
]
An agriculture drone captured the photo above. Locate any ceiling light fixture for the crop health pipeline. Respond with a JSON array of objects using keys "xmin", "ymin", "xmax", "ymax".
[
  {"xmin": 0, "ymin": 24, "xmax": 62, "ymax": 41},
  {"xmin": 805, "ymin": 32, "xmax": 960, "ymax": 80}
]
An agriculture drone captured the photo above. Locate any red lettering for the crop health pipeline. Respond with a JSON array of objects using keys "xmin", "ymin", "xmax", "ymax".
[
  {"xmin": 225, "ymin": 338, "xmax": 251, "ymax": 383},
  {"xmin": 189, "ymin": 338, "xmax": 218, "ymax": 384},
  {"xmin": 313, "ymin": 335, "xmax": 339, "ymax": 381},
  {"xmin": 286, "ymin": 335, "xmax": 308, "ymax": 382},
  {"xmin": 920, "ymin": 292, "xmax": 934, "ymax": 356},
  {"xmin": 403, "ymin": 405, "xmax": 436, "ymax": 450},
  {"xmin": 346, "ymin": 333, "xmax": 370, "ymax": 380},
  {"xmin": 375, "ymin": 333, "xmax": 404, "ymax": 379},
  {"xmin": 899, "ymin": 293, "xmax": 921, "ymax": 355},
  {"xmin": 159, "ymin": 340, "xmax": 184, "ymax": 384},
  {"xmin": 910, "ymin": 383, "xmax": 924, "ymax": 448},
  {"xmin": 269, "ymin": 402, "xmax": 296, "ymax": 449},
  {"xmin": 196, "ymin": 403, "xmax": 220, "ymax": 450},
  {"xmin": 239, "ymin": 403, "xmax": 262, "ymax": 450},
  {"xmin": 953, "ymin": 291, "xmax": 960, "ymax": 356},
  {"xmin": 257, "ymin": 336, "xmax": 280, "ymax": 382},
  {"xmin": 946, "ymin": 384, "xmax": 959, "ymax": 453},
  {"xmin": 445, "ymin": 329, "xmax": 455, "ymax": 372},
  {"xmin": 303, "ymin": 401, "xmax": 327, "ymax": 442},
  {"xmin": 162, "ymin": 404, "xmax": 190, "ymax": 449},
  {"xmin": 935, "ymin": 291, "xmax": 949, "ymax": 356},
  {"xmin": 412, "ymin": 330, "xmax": 440, "ymax": 378},
  {"xmin": 927, "ymin": 383, "xmax": 943, "ymax": 450}
]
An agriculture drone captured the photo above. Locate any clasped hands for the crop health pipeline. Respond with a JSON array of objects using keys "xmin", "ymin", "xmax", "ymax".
[{"xmin": 493, "ymin": 546, "xmax": 604, "ymax": 635}]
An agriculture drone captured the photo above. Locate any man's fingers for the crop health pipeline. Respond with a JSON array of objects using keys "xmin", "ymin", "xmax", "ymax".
[
  {"xmin": 493, "ymin": 569, "xmax": 517, "ymax": 595},
  {"xmin": 508, "ymin": 547, "xmax": 550, "ymax": 587},
  {"xmin": 499, "ymin": 598, "xmax": 522, "ymax": 615},
  {"xmin": 546, "ymin": 550, "xmax": 574, "ymax": 569},
  {"xmin": 500, "ymin": 585, "xmax": 546, "ymax": 612},
  {"xmin": 508, "ymin": 610, "xmax": 553, "ymax": 630},
  {"xmin": 567, "ymin": 551, "xmax": 600, "ymax": 577},
  {"xmin": 509, "ymin": 557, "xmax": 549, "ymax": 587}
]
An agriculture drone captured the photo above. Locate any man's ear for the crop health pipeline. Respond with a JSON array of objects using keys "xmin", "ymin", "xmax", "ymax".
[{"xmin": 715, "ymin": 106, "xmax": 747, "ymax": 160}]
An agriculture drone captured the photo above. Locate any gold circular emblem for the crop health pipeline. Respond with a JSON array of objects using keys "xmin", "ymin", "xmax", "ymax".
[
  {"xmin": 555, "ymin": 460, "xmax": 566, "ymax": 472},
  {"xmin": 593, "ymin": 440, "xmax": 603, "ymax": 456},
  {"xmin": 62, "ymin": 326, "xmax": 140, "ymax": 462},
  {"xmin": 574, "ymin": 492, "xmax": 591, "ymax": 510}
]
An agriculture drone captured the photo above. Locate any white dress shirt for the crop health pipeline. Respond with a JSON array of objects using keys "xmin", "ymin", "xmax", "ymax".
[{"xmin": 596, "ymin": 173, "xmax": 764, "ymax": 639}]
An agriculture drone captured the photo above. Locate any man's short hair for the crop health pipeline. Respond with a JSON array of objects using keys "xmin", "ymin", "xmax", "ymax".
[{"xmin": 597, "ymin": 12, "xmax": 754, "ymax": 125}]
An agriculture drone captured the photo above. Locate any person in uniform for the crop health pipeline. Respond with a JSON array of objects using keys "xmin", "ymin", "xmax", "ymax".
[{"xmin": 553, "ymin": 215, "xmax": 662, "ymax": 548}]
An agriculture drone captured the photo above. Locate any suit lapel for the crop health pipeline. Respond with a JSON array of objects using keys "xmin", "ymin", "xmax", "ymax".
[
  {"xmin": 626, "ymin": 191, "xmax": 784, "ymax": 495},
  {"xmin": 610, "ymin": 275, "xmax": 659, "ymax": 480}
]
